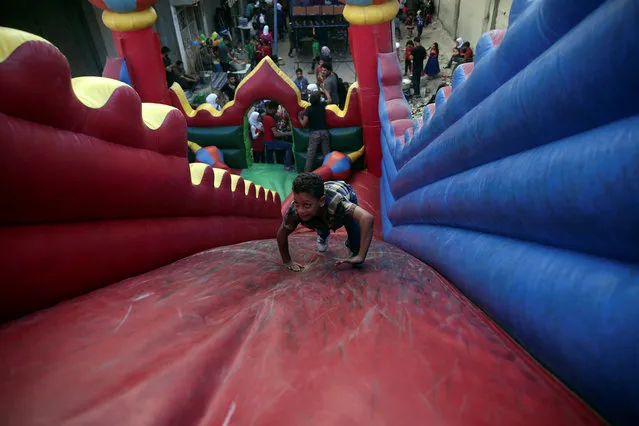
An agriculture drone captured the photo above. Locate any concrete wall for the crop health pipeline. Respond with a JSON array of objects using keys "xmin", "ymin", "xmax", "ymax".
[
  {"xmin": 83, "ymin": 1, "xmax": 117, "ymax": 67},
  {"xmin": 437, "ymin": 0, "xmax": 513, "ymax": 48},
  {"xmin": 491, "ymin": 0, "xmax": 512, "ymax": 30},
  {"xmin": 457, "ymin": 0, "xmax": 491, "ymax": 47},
  {"xmin": 437, "ymin": 0, "xmax": 458, "ymax": 38},
  {"xmin": 155, "ymin": 0, "xmax": 181, "ymax": 57}
]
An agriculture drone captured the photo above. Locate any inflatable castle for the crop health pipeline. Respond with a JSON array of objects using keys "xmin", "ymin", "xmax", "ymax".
[{"xmin": 0, "ymin": 0, "xmax": 637, "ymax": 424}]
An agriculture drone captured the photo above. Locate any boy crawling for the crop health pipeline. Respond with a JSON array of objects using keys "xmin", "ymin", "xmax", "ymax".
[{"xmin": 277, "ymin": 173, "xmax": 375, "ymax": 271}]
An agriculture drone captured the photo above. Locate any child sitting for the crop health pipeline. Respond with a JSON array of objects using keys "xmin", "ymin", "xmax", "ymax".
[{"xmin": 278, "ymin": 173, "xmax": 375, "ymax": 271}]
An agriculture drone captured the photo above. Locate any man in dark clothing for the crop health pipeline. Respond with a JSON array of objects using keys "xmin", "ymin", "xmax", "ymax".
[
  {"xmin": 173, "ymin": 61, "xmax": 199, "ymax": 90},
  {"xmin": 218, "ymin": 37, "xmax": 235, "ymax": 72},
  {"xmin": 410, "ymin": 37, "xmax": 427, "ymax": 97},
  {"xmin": 221, "ymin": 74, "xmax": 237, "ymax": 102},
  {"xmin": 162, "ymin": 46, "xmax": 176, "ymax": 88},
  {"xmin": 320, "ymin": 62, "xmax": 339, "ymax": 106},
  {"xmin": 298, "ymin": 91, "xmax": 330, "ymax": 172}
]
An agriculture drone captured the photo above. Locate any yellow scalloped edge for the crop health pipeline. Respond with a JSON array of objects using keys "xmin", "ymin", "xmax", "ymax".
[
  {"xmin": 72, "ymin": 77, "xmax": 129, "ymax": 109},
  {"xmin": 0, "ymin": 27, "xmax": 53, "ymax": 63},
  {"xmin": 72, "ymin": 76, "xmax": 179, "ymax": 131},
  {"xmin": 141, "ymin": 103, "xmax": 177, "ymax": 130},
  {"xmin": 189, "ymin": 163, "xmax": 275, "ymax": 200},
  {"xmin": 326, "ymin": 81, "xmax": 359, "ymax": 118}
]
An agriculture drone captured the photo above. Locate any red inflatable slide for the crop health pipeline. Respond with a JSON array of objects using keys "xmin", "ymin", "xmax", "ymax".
[{"xmin": 0, "ymin": 28, "xmax": 603, "ymax": 425}]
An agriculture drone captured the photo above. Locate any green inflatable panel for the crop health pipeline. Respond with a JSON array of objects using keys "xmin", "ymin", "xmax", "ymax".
[
  {"xmin": 187, "ymin": 126, "xmax": 247, "ymax": 169},
  {"xmin": 292, "ymin": 127, "xmax": 364, "ymax": 172},
  {"xmin": 240, "ymin": 163, "xmax": 298, "ymax": 201}
]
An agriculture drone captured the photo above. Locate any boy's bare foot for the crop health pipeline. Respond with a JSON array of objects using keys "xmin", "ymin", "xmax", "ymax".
[
  {"xmin": 335, "ymin": 255, "xmax": 365, "ymax": 267},
  {"xmin": 284, "ymin": 261, "xmax": 304, "ymax": 272}
]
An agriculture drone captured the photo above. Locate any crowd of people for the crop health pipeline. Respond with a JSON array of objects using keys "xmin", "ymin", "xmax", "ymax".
[
  {"xmin": 247, "ymin": 81, "xmax": 334, "ymax": 173},
  {"xmin": 396, "ymin": 0, "xmax": 474, "ymax": 98}
]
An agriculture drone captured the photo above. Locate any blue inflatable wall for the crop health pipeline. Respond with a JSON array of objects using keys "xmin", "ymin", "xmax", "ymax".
[{"xmin": 377, "ymin": 0, "xmax": 639, "ymax": 424}]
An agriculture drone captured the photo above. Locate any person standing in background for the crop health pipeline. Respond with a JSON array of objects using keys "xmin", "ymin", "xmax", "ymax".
[
  {"xmin": 424, "ymin": 42, "xmax": 440, "ymax": 79},
  {"xmin": 298, "ymin": 91, "xmax": 331, "ymax": 172},
  {"xmin": 320, "ymin": 62, "xmax": 339, "ymax": 106},
  {"xmin": 416, "ymin": 10, "xmax": 424, "ymax": 38},
  {"xmin": 309, "ymin": 35, "xmax": 320, "ymax": 74},
  {"xmin": 404, "ymin": 40, "xmax": 414, "ymax": 76},
  {"xmin": 409, "ymin": 37, "xmax": 427, "ymax": 97}
]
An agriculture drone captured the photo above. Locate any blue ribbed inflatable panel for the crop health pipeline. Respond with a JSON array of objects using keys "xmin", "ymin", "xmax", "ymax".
[{"xmin": 377, "ymin": 0, "xmax": 639, "ymax": 424}]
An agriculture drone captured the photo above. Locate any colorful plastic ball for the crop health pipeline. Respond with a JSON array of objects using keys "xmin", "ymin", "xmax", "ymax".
[
  {"xmin": 203, "ymin": 146, "xmax": 225, "ymax": 164},
  {"xmin": 322, "ymin": 151, "xmax": 352, "ymax": 181}
]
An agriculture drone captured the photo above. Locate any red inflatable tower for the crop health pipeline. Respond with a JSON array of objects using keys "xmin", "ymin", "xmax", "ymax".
[
  {"xmin": 343, "ymin": 0, "xmax": 398, "ymax": 177},
  {"xmin": 88, "ymin": 0, "xmax": 169, "ymax": 104}
]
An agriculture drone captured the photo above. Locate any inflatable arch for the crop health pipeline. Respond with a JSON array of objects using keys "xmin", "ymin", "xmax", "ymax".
[{"xmin": 169, "ymin": 57, "xmax": 366, "ymax": 171}]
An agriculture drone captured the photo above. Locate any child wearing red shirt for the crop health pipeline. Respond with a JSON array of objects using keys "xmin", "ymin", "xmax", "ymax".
[{"xmin": 404, "ymin": 40, "xmax": 414, "ymax": 76}]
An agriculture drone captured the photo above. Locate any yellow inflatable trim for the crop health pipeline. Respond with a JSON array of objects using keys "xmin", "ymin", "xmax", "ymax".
[
  {"xmin": 0, "ymin": 27, "xmax": 52, "ymax": 63},
  {"xmin": 229, "ymin": 174, "xmax": 241, "ymax": 192},
  {"xmin": 211, "ymin": 168, "xmax": 227, "ymax": 188},
  {"xmin": 102, "ymin": 8, "xmax": 157, "ymax": 32},
  {"xmin": 189, "ymin": 163, "xmax": 210, "ymax": 185},
  {"xmin": 189, "ymin": 164, "xmax": 274, "ymax": 200},
  {"xmin": 171, "ymin": 56, "xmax": 313, "ymax": 118},
  {"xmin": 142, "ymin": 103, "xmax": 176, "ymax": 130},
  {"xmin": 343, "ymin": 1, "xmax": 399, "ymax": 26},
  {"xmin": 326, "ymin": 81, "xmax": 359, "ymax": 118},
  {"xmin": 347, "ymin": 145, "xmax": 366, "ymax": 162},
  {"xmin": 72, "ymin": 77, "xmax": 129, "ymax": 109},
  {"xmin": 187, "ymin": 141, "xmax": 202, "ymax": 154}
]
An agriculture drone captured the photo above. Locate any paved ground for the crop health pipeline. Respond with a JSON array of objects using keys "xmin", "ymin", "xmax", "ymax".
[{"xmin": 274, "ymin": 19, "xmax": 455, "ymax": 118}]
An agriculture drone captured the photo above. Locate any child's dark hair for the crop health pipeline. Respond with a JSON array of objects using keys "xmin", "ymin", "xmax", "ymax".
[
  {"xmin": 296, "ymin": 67, "xmax": 303, "ymax": 73},
  {"xmin": 267, "ymin": 100, "xmax": 279, "ymax": 110},
  {"xmin": 406, "ymin": 40, "xmax": 414, "ymax": 47},
  {"xmin": 309, "ymin": 91, "xmax": 322, "ymax": 106},
  {"xmin": 292, "ymin": 173, "xmax": 324, "ymax": 199}
]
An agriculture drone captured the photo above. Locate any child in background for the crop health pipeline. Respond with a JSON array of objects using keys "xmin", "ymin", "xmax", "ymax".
[
  {"xmin": 257, "ymin": 38, "xmax": 272, "ymax": 62},
  {"xmin": 315, "ymin": 58, "xmax": 325, "ymax": 86},
  {"xmin": 249, "ymin": 111, "xmax": 265, "ymax": 163},
  {"xmin": 245, "ymin": 38, "xmax": 256, "ymax": 67},
  {"xmin": 416, "ymin": 10, "xmax": 424, "ymax": 37},
  {"xmin": 404, "ymin": 40, "xmax": 414, "ymax": 76},
  {"xmin": 206, "ymin": 93, "xmax": 222, "ymax": 111},
  {"xmin": 298, "ymin": 91, "xmax": 330, "ymax": 172},
  {"xmin": 277, "ymin": 173, "xmax": 375, "ymax": 271},
  {"xmin": 310, "ymin": 34, "xmax": 320, "ymax": 74},
  {"xmin": 406, "ymin": 14, "xmax": 414, "ymax": 38},
  {"xmin": 294, "ymin": 68, "xmax": 309, "ymax": 100}
]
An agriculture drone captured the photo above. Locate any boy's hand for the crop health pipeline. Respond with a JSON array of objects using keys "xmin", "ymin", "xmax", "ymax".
[
  {"xmin": 284, "ymin": 261, "xmax": 304, "ymax": 272},
  {"xmin": 335, "ymin": 255, "xmax": 365, "ymax": 266}
]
